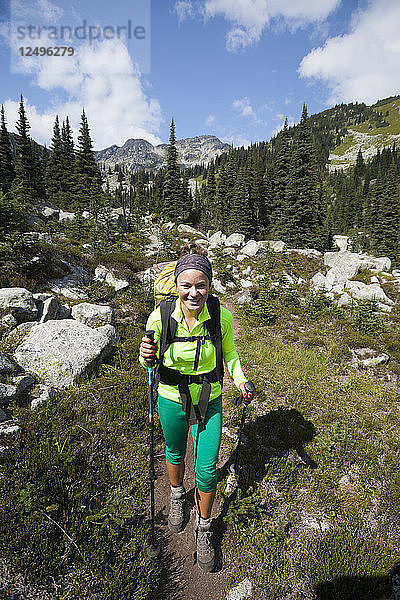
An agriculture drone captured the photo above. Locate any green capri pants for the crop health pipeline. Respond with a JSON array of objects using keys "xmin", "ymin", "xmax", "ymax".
[{"xmin": 157, "ymin": 394, "xmax": 222, "ymax": 493}]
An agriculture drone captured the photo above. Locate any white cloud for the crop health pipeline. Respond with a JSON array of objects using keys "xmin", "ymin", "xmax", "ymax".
[
  {"xmin": 206, "ymin": 114, "xmax": 216, "ymax": 126},
  {"xmin": 299, "ymin": 0, "xmax": 400, "ymax": 104},
  {"xmin": 174, "ymin": 1, "xmax": 196, "ymax": 23},
  {"xmin": 1, "ymin": 0, "xmax": 161, "ymax": 149},
  {"xmin": 2, "ymin": 39, "xmax": 162, "ymax": 149},
  {"xmin": 201, "ymin": 0, "xmax": 340, "ymax": 51},
  {"xmin": 233, "ymin": 96, "xmax": 255, "ymax": 117},
  {"xmin": 222, "ymin": 133, "xmax": 251, "ymax": 148}
]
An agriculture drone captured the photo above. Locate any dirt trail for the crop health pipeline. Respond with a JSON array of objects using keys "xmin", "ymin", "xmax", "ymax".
[{"xmin": 151, "ymin": 299, "xmax": 244, "ymax": 600}]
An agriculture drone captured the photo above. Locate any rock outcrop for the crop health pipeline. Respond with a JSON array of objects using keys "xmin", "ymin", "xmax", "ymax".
[{"xmin": 14, "ymin": 319, "xmax": 117, "ymax": 388}]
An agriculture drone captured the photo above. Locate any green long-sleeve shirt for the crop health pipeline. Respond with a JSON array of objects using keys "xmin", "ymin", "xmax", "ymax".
[{"xmin": 139, "ymin": 298, "xmax": 247, "ymax": 404}]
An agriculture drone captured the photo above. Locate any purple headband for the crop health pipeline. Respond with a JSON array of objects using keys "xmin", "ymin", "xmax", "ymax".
[{"xmin": 174, "ymin": 254, "xmax": 213, "ymax": 284}]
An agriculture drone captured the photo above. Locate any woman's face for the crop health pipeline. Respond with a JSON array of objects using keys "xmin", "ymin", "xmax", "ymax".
[{"xmin": 176, "ymin": 269, "xmax": 210, "ymax": 314}]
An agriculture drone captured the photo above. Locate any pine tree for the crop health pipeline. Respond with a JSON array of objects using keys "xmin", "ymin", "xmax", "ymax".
[
  {"xmin": 162, "ymin": 119, "xmax": 184, "ymax": 221},
  {"xmin": 214, "ymin": 163, "xmax": 227, "ymax": 230},
  {"xmin": 11, "ymin": 95, "xmax": 36, "ymax": 205},
  {"xmin": 74, "ymin": 110, "xmax": 103, "ymax": 216},
  {"xmin": 373, "ymin": 162, "xmax": 399, "ymax": 262},
  {"xmin": 61, "ymin": 117, "xmax": 75, "ymax": 207},
  {"xmin": 271, "ymin": 118, "xmax": 291, "ymax": 238},
  {"xmin": 230, "ymin": 168, "xmax": 253, "ymax": 236},
  {"xmin": 282, "ymin": 105, "xmax": 322, "ymax": 249},
  {"xmin": 0, "ymin": 105, "xmax": 15, "ymax": 193},
  {"xmin": 46, "ymin": 115, "xmax": 65, "ymax": 204}
]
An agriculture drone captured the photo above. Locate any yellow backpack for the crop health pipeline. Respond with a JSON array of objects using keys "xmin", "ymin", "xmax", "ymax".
[{"xmin": 154, "ymin": 261, "xmax": 178, "ymax": 308}]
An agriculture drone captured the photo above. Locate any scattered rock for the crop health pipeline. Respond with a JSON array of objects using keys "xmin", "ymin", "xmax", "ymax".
[
  {"xmin": 345, "ymin": 281, "xmax": 394, "ymax": 305},
  {"xmin": 259, "ymin": 240, "xmax": 285, "ymax": 252},
  {"xmin": 226, "ymin": 578, "xmax": 253, "ymax": 600},
  {"xmin": 333, "ymin": 235, "xmax": 349, "ymax": 251},
  {"xmin": 224, "ymin": 233, "xmax": 245, "ymax": 247},
  {"xmin": 240, "ymin": 279, "xmax": 253, "ymax": 289},
  {"xmin": 30, "ymin": 384, "xmax": 56, "ymax": 409},
  {"xmin": 6, "ymin": 322, "xmax": 38, "ymax": 346},
  {"xmin": 213, "ymin": 279, "xmax": 227, "ymax": 294},
  {"xmin": 71, "ymin": 302, "xmax": 115, "ymax": 327},
  {"xmin": 37, "ymin": 202, "xmax": 60, "ymax": 220},
  {"xmin": 39, "ymin": 296, "xmax": 60, "ymax": 323},
  {"xmin": 310, "ymin": 272, "xmax": 328, "ymax": 291},
  {"xmin": 241, "ymin": 240, "xmax": 265, "ymax": 257},
  {"xmin": 0, "ymin": 383, "xmax": 17, "ymax": 405},
  {"xmin": 33, "ymin": 293, "xmax": 54, "ymax": 303},
  {"xmin": 94, "ymin": 265, "xmax": 129, "ymax": 291},
  {"xmin": 1, "ymin": 313, "xmax": 18, "ymax": 329},
  {"xmin": 58, "ymin": 210, "xmax": 75, "ymax": 221},
  {"xmin": 14, "ymin": 319, "xmax": 117, "ymax": 388},
  {"xmin": 208, "ymin": 231, "xmax": 226, "ymax": 245},
  {"xmin": 235, "ymin": 289, "xmax": 252, "ymax": 304},
  {"xmin": 301, "ymin": 512, "xmax": 331, "ymax": 533},
  {"xmin": 324, "ymin": 251, "xmax": 362, "ymax": 284},
  {"xmin": 0, "ymin": 288, "xmax": 38, "ymax": 323},
  {"xmin": 0, "ymin": 408, "xmax": 8, "ymax": 423},
  {"xmin": 177, "ymin": 224, "xmax": 202, "ymax": 236},
  {"xmin": 335, "ymin": 292, "xmax": 352, "ymax": 307},
  {"xmin": 361, "ymin": 354, "xmax": 390, "ymax": 368},
  {"xmin": 0, "ymin": 354, "xmax": 20, "ymax": 375},
  {"xmin": 0, "ymin": 423, "xmax": 20, "ymax": 436},
  {"xmin": 56, "ymin": 304, "xmax": 72, "ymax": 319},
  {"xmin": 96, "ymin": 324, "xmax": 120, "ymax": 345},
  {"xmin": 11, "ymin": 374, "xmax": 35, "ymax": 398}
]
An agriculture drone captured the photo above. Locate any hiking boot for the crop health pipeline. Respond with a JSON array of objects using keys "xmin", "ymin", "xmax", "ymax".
[
  {"xmin": 194, "ymin": 515, "xmax": 215, "ymax": 572},
  {"xmin": 168, "ymin": 485, "xmax": 186, "ymax": 532}
]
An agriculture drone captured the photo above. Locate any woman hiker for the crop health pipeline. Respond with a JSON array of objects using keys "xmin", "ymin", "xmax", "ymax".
[{"xmin": 139, "ymin": 249, "xmax": 255, "ymax": 572}]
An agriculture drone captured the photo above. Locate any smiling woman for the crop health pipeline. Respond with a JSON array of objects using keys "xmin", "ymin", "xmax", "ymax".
[{"xmin": 139, "ymin": 246, "xmax": 255, "ymax": 572}]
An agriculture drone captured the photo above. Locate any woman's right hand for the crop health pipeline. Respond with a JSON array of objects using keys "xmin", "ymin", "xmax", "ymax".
[{"xmin": 140, "ymin": 335, "xmax": 158, "ymax": 360}]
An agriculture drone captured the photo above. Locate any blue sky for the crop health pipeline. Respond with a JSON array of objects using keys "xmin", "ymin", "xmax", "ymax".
[{"xmin": 1, "ymin": 0, "xmax": 400, "ymax": 150}]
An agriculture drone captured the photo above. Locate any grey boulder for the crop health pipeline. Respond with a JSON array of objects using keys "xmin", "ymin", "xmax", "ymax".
[
  {"xmin": 71, "ymin": 302, "xmax": 115, "ymax": 327},
  {"xmin": 0, "ymin": 288, "xmax": 38, "ymax": 323},
  {"xmin": 14, "ymin": 319, "xmax": 118, "ymax": 388}
]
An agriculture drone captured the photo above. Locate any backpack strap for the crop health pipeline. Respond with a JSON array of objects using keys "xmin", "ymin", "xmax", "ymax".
[
  {"xmin": 205, "ymin": 295, "xmax": 223, "ymax": 386},
  {"xmin": 155, "ymin": 297, "xmax": 177, "ymax": 390}
]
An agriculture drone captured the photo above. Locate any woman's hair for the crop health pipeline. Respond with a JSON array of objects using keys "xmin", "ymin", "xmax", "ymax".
[{"xmin": 181, "ymin": 241, "xmax": 208, "ymax": 257}]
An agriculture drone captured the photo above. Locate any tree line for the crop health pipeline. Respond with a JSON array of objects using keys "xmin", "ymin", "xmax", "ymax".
[{"xmin": 0, "ymin": 95, "xmax": 399, "ymax": 263}]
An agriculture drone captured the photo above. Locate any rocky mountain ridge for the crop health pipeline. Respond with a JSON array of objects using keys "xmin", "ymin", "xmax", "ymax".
[{"xmin": 95, "ymin": 134, "xmax": 231, "ymax": 171}]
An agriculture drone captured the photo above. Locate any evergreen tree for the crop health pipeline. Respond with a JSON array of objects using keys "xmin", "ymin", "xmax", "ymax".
[
  {"xmin": 281, "ymin": 105, "xmax": 322, "ymax": 248},
  {"xmin": 74, "ymin": 109, "xmax": 103, "ymax": 216},
  {"xmin": 11, "ymin": 95, "xmax": 36, "ymax": 205},
  {"xmin": 230, "ymin": 168, "xmax": 253, "ymax": 236},
  {"xmin": 0, "ymin": 105, "xmax": 15, "ymax": 193},
  {"xmin": 60, "ymin": 117, "xmax": 76, "ymax": 207},
  {"xmin": 373, "ymin": 161, "xmax": 399, "ymax": 262},
  {"xmin": 162, "ymin": 119, "xmax": 184, "ymax": 221},
  {"xmin": 46, "ymin": 115, "xmax": 65, "ymax": 204},
  {"xmin": 270, "ymin": 118, "xmax": 291, "ymax": 238},
  {"xmin": 214, "ymin": 163, "xmax": 227, "ymax": 230}
]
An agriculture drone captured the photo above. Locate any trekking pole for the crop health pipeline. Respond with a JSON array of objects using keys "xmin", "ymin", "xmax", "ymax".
[
  {"xmin": 225, "ymin": 381, "xmax": 256, "ymax": 494},
  {"xmin": 145, "ymin": 330, "xmax": 160, "ymax": 559}
]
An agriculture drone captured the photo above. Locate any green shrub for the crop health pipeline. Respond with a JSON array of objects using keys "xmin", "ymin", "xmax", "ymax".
[
  {"xmin": 0, "ymin": 325, "xmax": 163, "ymax": 598},
  {"xmin": 303, "ymin": 290, "xmax": 333, "ymax": 321},
  {"xmin": 350, "ymin": 299, "xmax": 384, "ymax": 334}
]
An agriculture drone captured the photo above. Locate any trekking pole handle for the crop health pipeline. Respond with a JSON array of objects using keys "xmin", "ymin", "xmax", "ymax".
[
  {"xmin": 243, "ymin": 380, "xmax": 255, "ymax": 403},
  {"xmin": 232, "ymin": 380, "xmax": 256, "ymax": 407},
  {"xmin": 145, "ymin": 330, "xmax": 156, "ymax": 367}
]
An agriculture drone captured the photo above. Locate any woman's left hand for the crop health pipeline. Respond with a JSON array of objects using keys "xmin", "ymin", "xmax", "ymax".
[{"xmin": 239, "ymin": 381, "xmax": 255, "ymax": 404}]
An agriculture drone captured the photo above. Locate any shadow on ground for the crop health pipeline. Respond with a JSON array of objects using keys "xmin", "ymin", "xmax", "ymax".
[
  {"xmin": 213, "ymin": 405, "xmax": 318, "ymax": 572},
  {"xmin": 313, "ymin": 574, "xmax": 395, "ymax": 600}
]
